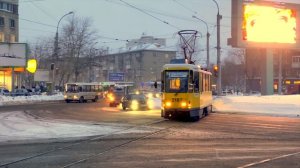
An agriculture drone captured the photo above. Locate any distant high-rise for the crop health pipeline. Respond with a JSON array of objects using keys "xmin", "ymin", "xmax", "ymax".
[{"xmin": 0, "ymin": 0, "xmax": 19, "ymax": 43}]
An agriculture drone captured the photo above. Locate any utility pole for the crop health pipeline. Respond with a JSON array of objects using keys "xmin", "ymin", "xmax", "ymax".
[
  {"xmin": 212, "ymin": 0, "xmax": 222, "ymax": 96},
  {"xmin": 278, "ymin": 50, "xmax": 283, "ymax": 95},
  {"xmin": 52, "ymin": 11, "xmax": 73, "ymax": 94},
  {"xmin": 192, "ymin": 15, "xmax": 210, "ymax": 69}
]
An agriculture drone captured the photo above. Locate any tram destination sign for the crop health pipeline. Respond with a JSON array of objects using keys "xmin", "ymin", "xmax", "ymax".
[{"xmin": 108, "ymin": 72, "xmax": 125, "ymax": 82}]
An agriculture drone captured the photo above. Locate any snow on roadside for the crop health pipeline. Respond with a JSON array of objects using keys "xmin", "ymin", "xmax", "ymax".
[
  {"xmin": 213, "ymin": 95, "xmax": 300, "ymax": 117},
  {"xmin": 0, "ymin": 93, "xmax": 64, "ymax": 106},
  {"xmin": 0, "ymin": 111, "xmax": 153, "ymax": 143}
]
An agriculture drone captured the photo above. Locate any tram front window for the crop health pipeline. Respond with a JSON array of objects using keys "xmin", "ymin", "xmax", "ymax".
[{"xmin": 165, "ymin": 71, "xmax": 188, "ymax": 93}]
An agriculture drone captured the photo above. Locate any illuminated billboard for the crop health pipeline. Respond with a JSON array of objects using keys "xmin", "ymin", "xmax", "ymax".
[{"xmin": 230, "ymin": 0, "xmax": 300, "ymax": 49}]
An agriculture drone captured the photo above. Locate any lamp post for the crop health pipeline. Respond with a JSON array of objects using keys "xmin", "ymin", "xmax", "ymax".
[
  {"xmin": 192, "ymin": 15, "xmax": 210, "ymax": 69},
  {"xmin": 212, "ymin": 0, "xmax": 222, "ymax": 96},
  {"xmin": 52, "ymin": 11, "xmax": 74, "ymax": 94},
  {"xmin": 53, "ymin": 11, "xmax": 74, "ymax": 60}
]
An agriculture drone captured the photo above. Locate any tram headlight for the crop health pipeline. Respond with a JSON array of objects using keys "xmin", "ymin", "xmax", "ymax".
[
  {"xmin": 131, "ymin": 100, "xmax": 139, "ymax": 110},
  {"xmin": 181, "ymin": 101, "xmax": 187, "ymax": 108},
  {"xmin": 165, "ymin": 101, "xmax": 171, "ymax": 108}
]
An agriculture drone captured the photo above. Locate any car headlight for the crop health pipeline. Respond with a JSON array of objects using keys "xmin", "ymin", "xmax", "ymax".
[
  {"xmin": 147, "ymin": 99, "xmax": 154, "ymax": 109},
  {"xmin": 109, "ymin": 96, "xmax": 115, "ymax": 101},
  {"xmin": 155, "ymin": 93, "xmax": 160, "ymax": 98},
  {"xmin": 147, "ymin": 93, "xmax": 153, "ymax": 98},
  {"xmin": 64, "ymin": 95, "xmax": 67, "ymax": 99},
  {"xmin": 131, "ymin": 100, "xmax": 139, "ymax": 110},
  {"xmin": 73, "ymin": 95, "xmax": 78, "ymax": 99}
]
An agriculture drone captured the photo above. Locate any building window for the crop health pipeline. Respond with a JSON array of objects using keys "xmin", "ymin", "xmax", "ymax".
[
  {"xmin": 0, "ymin": 32, "xmax": 4, "ymax": 42},
  {"xmin": 12, "ymin": 4, "xmax": 18, "ymax": 14},
  {"xmin": 10, "ymin": 19, "xmax": 15, "ymax": 28},
  {"xmin": 292, "ymin": 56, "xmax": 300, "ymax": 63},
  {"xmin": 0, "ymin": 17, "xmax": 4, "ymax": 26},
  {"xmin": 0, "ymin": 2, "xmax": 15, "ymax": 13}
]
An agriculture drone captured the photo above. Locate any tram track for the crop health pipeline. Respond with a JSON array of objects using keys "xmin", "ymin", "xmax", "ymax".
[{"xmin": 0, "ymin": 110, "xmax": 168, "ymax": 168}]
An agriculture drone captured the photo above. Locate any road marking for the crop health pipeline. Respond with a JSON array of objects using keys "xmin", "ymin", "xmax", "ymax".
[{"xmin": 237, "ymin": 151, "xmax": 300, "ymax": 168}]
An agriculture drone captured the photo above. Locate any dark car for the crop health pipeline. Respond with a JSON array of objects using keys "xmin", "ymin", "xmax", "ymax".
[
  {"xmin": 11, "ymin": 89, "xmax": 31, "ymax": 96},
  {"xmin": 121, "ymin": 93, "xmax": 148, "ymax": 111},
  {"xmin": 0, "ymin": 88, "xmax": 10, "ymax": 96}
]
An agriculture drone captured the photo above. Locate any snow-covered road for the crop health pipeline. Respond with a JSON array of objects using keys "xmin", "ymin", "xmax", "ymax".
[{"xmin": 0, "ymin": 111, "xmax": 153, "ymax": 143}]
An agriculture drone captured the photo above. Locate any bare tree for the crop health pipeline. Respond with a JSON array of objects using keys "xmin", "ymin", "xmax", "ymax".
[
  {"xmin": 57, "ymin": 16, "xmax": 98, "ymax": 84},
  {"xmin": 222, "ymin": 48, "xmax": 246, "ymax": 93}
]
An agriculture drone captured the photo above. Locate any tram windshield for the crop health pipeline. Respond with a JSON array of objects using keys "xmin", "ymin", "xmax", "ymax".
[{"xmin": 165, "ymin": 71, "xmax": 189, "ymax": 93}]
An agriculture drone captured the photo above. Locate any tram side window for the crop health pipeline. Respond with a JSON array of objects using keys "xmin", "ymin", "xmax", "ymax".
[
  {"xmin": 203, "ymin": 74, "xmax": 208, "ymax": 92},
  {"xmin": 188, "ymin": 70, "xmax": 193, "ymax": 93},
  {"xmin": 208, "ymin": 75, "xmax": 211, "ymax": 91},
  {"xmin": 200, "ymin": 73, "xmax": 203, "ymax": 93},
  {"xmin": 205, "ymin": 74, "xmax": 208, "ymax": 91},
  {"xmin": 161, "ymin": 71, "xmax": 165, "ymax": 92},
  {"xmin": 194, "ymin": 71, "xmax": 199, "ymax": 93}
]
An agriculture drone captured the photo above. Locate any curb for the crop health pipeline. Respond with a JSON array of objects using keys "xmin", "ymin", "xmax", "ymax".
[{"xmin": 0, "ymin": 100, "xmax": 65, "ymax": 107}]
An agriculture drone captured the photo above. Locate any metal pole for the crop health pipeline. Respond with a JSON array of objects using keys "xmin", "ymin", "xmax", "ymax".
[
  {"xmin": 217, "ymin": 13, "xmax": 222, "ymax": 96},
  {"xmin": 207, "ymin": 32, "xmax": 210, "ymax": 69},
  {"xmin": 211, "ymin": 0, "xmax": 222, "ymax": 96},
  {"xmin": 192, "ymin": 15, "xmax": 210, "ymax": 69},
  {"xmin": 278, "ymin": 50, "xmax": 282, "ymax": 95}
]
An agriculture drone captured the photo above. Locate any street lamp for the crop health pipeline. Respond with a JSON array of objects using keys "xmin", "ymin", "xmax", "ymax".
[
  {"xmin": 52, "ymin": 11, "xmax": 74, "ymax": 94},
  {"xmin": 53, "ymin": 11, "xmax": 74, "ymax": 60},
  {"xmin": 211, "ymin": 0, "xmax": 222, "ymax": 96},
  {"xmin": 192, "ymin": 15, "xmax": 210, "ymax": 69}
]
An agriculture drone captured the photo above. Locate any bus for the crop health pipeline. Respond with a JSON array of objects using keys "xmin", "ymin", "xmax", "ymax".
[
  {"xmin": 64, "ymin": 83, "xmax": 102, "ymax": 103},
  {"xmin": 161, "ymin": 64, "xmax": 213, "ymax": 121}
]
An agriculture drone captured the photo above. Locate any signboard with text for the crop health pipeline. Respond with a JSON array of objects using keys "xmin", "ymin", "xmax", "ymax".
[{"xmin": 108, "ymin": 72, "xmax": 125, "ymax": 82}]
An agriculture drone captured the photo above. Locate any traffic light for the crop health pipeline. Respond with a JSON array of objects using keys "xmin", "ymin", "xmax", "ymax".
[
  {"xmin": 154, "ymin": 81, "xmax": 158, "ymax": 89},
  {"xmin": 213, "ymin": 65, "xmax": 218, "ymax": 77}
]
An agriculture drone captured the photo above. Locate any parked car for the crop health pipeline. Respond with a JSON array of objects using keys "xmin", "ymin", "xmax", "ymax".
[
  {"xmin": 11, "ymin": 89, "xmax": 31, "ymax": 96},
  {"xmin": 121, "ymin": 93, "xmax": 149, "ymax": 111},
  {"xmin": 0, "ymin": 88, "xmax": 10, "ymax": 96}
]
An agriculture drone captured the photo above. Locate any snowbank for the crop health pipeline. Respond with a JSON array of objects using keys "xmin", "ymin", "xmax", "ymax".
[
  {"xmin": 213, "ymin": 95, "xmax": 300, "ymax": 117},
  {"xmin": 0, "ymin": 111, "xmax": 153, "ymax": 143},
  {"xmin": 0, "ymin": 93, "xmax": 64, "ymax": 106}
]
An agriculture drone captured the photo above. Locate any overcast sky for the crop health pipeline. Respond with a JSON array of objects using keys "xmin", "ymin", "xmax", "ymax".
[{"xmin": 19, "ymin": 0, "xmax": 300, "ymax": 62}]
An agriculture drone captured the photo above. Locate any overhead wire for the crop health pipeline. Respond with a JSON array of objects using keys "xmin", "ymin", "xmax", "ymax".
[
  {"xmin": 29, "ymin": 1, "xmax": 57, "ymax": 21},
  {"xmin": 118, "ymin": 0, "xmax": 181, "ymax": 30}
]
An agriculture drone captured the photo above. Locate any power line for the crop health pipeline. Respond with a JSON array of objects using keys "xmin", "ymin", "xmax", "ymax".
[
  {"xmin": 172, "ymin": 0, "xmax": 197, "ymax": 15},
  {"xmin": 29, "ymin": 1, "xmax": 57, "ymax": 21},
  {"xmin": 19, "ymin": 17, "xmax": 57, "ymax": 28},
  {"xmin": 119, "ymin": 0, "xmax": 181, "ymax": 30},
  {"xmin": 19, "ymin": 0, "xmax": 47, "ymax": 3}
]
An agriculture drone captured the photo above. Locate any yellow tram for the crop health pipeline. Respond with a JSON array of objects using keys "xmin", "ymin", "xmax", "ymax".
[{"xmin": 161, "ymin": 64, "xmax": 213, "ymax": 121}]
